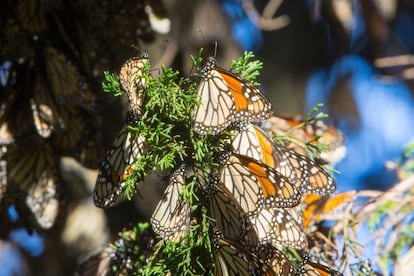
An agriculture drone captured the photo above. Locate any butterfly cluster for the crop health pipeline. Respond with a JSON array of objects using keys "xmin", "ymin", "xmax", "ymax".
[
  {"xmin": 0, "ymin": 0, "xmax": 163, "ymax": 231},
  {"xmin": 0, "ymin": 48, "xmax": 99, "ymax": 230},
  {"xmin": 92, "ymin": 52, "xmax": 342, "ymax": 275}
]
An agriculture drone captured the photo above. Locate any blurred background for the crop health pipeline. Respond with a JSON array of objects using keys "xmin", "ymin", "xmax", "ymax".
[{"xmin": 1, "ymin": 0, "xmax": 414, "ymax": 274}]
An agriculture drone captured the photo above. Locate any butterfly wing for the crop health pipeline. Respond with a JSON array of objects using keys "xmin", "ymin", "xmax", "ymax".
[
  {"xmin": 151, "ymin": 165, "xmax": 190, "ymax": 240},
  {"xmin": 25, "ymin": 169, "xmax": 59, "ymax": 229},
  {"xmin": 268, "ymin": 146, "xmax": 336, "ymax": 196},
  {"xmin": 232, "ymin": 123, "xmax": 297, "ymax": 183},
  {"xmin": 94, "ymin": 55, "xmax": 149, "ymax": 208},
  {"xmin": 94, "ymin": 126, "xmax": 145, "ymax": 208},
  {"xmin": 216, "ymin": 67, "xmax": 272, "ymax": 120},
  {"xmin": 52, "ymin": 107, "xmax": 89, "ymax": 152}
]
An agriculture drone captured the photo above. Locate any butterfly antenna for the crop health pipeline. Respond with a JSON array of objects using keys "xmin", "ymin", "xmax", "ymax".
[
  {"xmin": 131, "ymin": 43, "xmax": 142, "ymax": 53},
  {"xmin": 213, "ymin": 41, "xmax": 218, "ymax": 58}
]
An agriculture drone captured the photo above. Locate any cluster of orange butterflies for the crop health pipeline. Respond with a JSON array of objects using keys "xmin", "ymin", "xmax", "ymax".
[{"xmin": 93, "ymin": 53, "xmax": 343, "ymax": 275}]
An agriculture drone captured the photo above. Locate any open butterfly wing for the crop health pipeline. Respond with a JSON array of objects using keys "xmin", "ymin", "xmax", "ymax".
[{"xmin": 44, "ymin": 47, "xmax": 96, "ymax": 110}]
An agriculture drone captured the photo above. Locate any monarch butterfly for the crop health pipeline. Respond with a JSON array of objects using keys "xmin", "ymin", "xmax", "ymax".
[
  {"xmin": 208, "ymin": 181, "xmax": 306, "ymax": 251},
  {"xmin": 119, "ymin": 53, "xmax": 149, "ymax": 124},
  {"xmin": 303, "ymin": 192, "xmax": 355, "ymax": 227},
  {"xmin": 93, "ymin": 126, "xmax": 145, "ymax": 208},
  {"xmin": 76, "ymin": 249, "xmax": 111, "ymax": 276},
  {"xmin": 0, "ymin": 67, "xmax": 40, "ymax": 144},
  {"xmin": 232, "ymin": 123, "xmax": 336, "ymax": 197},
  {"xmin": 249, "ymin": 206, "xmax": 307, "ymax": 250},
  {"xmin": 44, "ymin": 47, "xmax": 96, "ymax": 110},
  {"xmin": 2, "ymin": 143, "xmax": 60, "ymax": 229},
  {"xmin": 264, "ymin": 114, "xmax": 346, "ymax": 165},
  {"xmin": 207, "ymin": 182, "xmax": 259, "ymax": 249},
  {"xmin": 16, "ymin": 0, "xmax": 48, "ymax": 33},
  {"xmin": 29, "ymin": 62, "xmax": 96, "ymax": 159},
  {"xmin": 219, "ymin": 151, "xmax": 302, "ymax": 215},
  {"xmin": 51, "ymin": 106, "xmax": 89, "ymax": 152},
  {"xmin": 94, "ymin": 55, "xmax": 149, "ymax": 208},
  {"xmin": 30, "ymin": 74, "xmax": 58, "ymax": 138},
  {"xmin": 75, "ymin": 134, "xmax": 104, "ymax": 169},
  {"xmin": 298, "ymin": 255, "xmax": 343, "ymax": 276},
  {"xmin": 151, "ymin": 164, "xmax": 190, "ymax": 240},
  {"xmin": 213, "ymin": 236, "xmax": 276, "ymax": 276},
  {"xmin": 193, "ymin": 56, "xmax": 273, "ymax": 135},
  {"xmin": 255, "ymin": 245, "xmax": 295, "ymax": 275},
  {"xmin": 213, "ymin": 233, "xmax": 296, "ymax": 276},
  {"xmin": 30, "ymin": 71, "xmax": 94, "ymax": 147}
]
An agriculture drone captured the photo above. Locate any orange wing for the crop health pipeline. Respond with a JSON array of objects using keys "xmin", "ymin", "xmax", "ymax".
[{"xmin": 303, "ymin": 192, "xmax": 356, "ymax": 227}]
